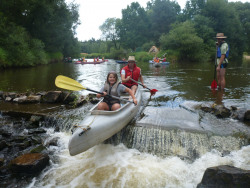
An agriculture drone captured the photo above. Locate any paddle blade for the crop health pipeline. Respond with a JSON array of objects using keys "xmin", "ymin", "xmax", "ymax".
[
  {"xmin": 55, "ymin": 75, "xmax": 86, "ymax": 91},
  {"xmin": 150, "ymin": 89, "xmax": 158, "ymax": 95},
  {"xmin": 211, "ymin": 80, "xmax": 217, "ymax": 89}
]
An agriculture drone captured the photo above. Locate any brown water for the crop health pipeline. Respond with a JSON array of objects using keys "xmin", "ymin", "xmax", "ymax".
[
  {"xmin": 1, "ymin": 60, "xmax": 250, "ymax": 188},
  {"xmin": 1, "ymin": 59, "xmax": 249, "ymax": 109}
]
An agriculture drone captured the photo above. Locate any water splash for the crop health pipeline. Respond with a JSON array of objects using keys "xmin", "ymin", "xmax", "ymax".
[{"xmin": 27, "ymin": 132, "xmax": 250, "ymax": 188}]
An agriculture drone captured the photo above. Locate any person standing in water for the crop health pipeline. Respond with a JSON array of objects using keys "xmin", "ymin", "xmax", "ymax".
[{"xmin": 216, "ymin": 33, "xmax": 229, "ymax": 90}]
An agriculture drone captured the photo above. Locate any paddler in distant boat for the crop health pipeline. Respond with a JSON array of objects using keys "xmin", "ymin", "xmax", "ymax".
[
  {"xmin": 154, "ymin": 56, "xmax": 160, "ymax": 63},
  {"xmin": 121, "ymin": 56, "xmax": 146, "ymax": 94},
  {"xmin": 162, "ymin": 56, "xmax": 166, "ymax": 62},
  {"xmin": 96, "ymin": 71, "xmax": 137, "ymax": 111}
]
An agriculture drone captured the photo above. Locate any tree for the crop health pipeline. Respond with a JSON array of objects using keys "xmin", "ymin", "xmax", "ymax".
[
  {"xmin": 99, "ymin": 18, "xmax": 120, "ymax": 50},
  {"xmin": 231, "ymin": 2, "xmax": 250, "ymax": 53},
  {"xmin": 182, "ymin": 0, "xmax": 206, "ymax": 20},
  {"xmin": 159, "ymin": 21, "xmax": 206, "ymax": 62},
  {"xmin": 0, "ymin": 0, "xmax": 80, "ymax": 55},
  {"xmin": 118, "ymin": 2, "xmax": 150, "ymax": 50},
  {"xmin": 0, "ymin": 15, "xmax": 47, "ymax": 68},
  {"xmin": 80, "ymin": 39, "xmax": 107, "ymax": 54},
  {"xmin": 148, "ymin": 0, "xmax": 181, "ymax": 43},
  {"xmin": 192, "ymin": 15, "xmax": 215, "ymax": 58},
  {"xmin": 201, "ymin": 0, "xmax": 245, "ymax": 58}
]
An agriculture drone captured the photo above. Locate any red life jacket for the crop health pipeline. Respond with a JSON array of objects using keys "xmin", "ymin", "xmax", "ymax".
[{"xmin": 121, "ymin": 64, "xmax": 141, "ymax": 87}]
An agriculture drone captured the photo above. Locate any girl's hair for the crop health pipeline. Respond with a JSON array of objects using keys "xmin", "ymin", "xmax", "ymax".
[{"xmin": 107, "ymin": 71, "xmax": 118, "ymax": 84}]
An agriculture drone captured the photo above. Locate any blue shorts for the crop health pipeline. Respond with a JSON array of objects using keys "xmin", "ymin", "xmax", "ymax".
[{"xmin": 220, "ymin": 63, "xmax": 227, "ymax": 68}]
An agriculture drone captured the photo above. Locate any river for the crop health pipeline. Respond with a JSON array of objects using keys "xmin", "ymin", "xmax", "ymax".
[{"xmin": 0, "ymin": 60, "xmax": 250, "ymax": 187}]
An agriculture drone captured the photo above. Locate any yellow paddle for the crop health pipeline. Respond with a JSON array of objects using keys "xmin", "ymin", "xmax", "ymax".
[{"xmin": 55, "ymin": 75, "xmax": 134, "ymax": 104}]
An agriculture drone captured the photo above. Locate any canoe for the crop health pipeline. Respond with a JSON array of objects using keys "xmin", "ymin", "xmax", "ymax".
[
  {"xmin": 68, "ymin": 88, "xmax": 142, "ymax": 156},
  {"xmin": 116, "ymin": 60, "xmax": 128, "ymax": 64},
  {"xmin": 74, "ymin": 61, "xmax": 85, "ymax": 64},
  {"xmin": 161, "ymin": 61, "xmax": 170, "ymax": 65},
  {"xmin": 84, "ymin": 61, "xmax": 105, "ymax": 64},
  {"xmin": 153, "ymin": 61, "xmax": 170, "ymax": 67},
  {"xmin": 149, "ymin": 60, "xmax": 170, "ymax": 65},
  {"xmin": 75, "ymin": 61, "xmax": 105, "ymax": 64}
]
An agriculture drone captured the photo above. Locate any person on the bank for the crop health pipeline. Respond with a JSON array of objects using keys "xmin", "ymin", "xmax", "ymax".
[
  {"xmin": 216, "ymin": 33, "xmax": 229, "ymax": 90},
  {"xmin": 96, "ymin": 71, "xmax": 137, "ymax": 111},
  {"xmin": 121, "ymin": 56, "xmax": 146, "ymax": 94}
]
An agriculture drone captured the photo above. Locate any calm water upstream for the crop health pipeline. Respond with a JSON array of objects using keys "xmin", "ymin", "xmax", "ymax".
[{"xmin": 0, "ymin": 60, "xmax": 250, "ymax": 187}]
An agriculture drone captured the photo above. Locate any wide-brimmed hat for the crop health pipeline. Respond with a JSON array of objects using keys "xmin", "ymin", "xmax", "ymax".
[
  {"xmin": 127, "ymin": 56, "xmax": 136, "ymax": 62},
  {"xmin": 215, "ymin": 33, "xmax": 227, "ymax": 39}
]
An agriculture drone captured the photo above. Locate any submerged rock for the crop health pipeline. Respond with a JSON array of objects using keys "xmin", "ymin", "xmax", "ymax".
[
  {"xmin": 213, "ymin": 105, "xmax": 231, "ymax": 118},
  {"xmin": 244, "ymin": 110, "xmax": 250, "ymax": 121},
  {"xmin": 13, "ymin": 96, "xmax": 27, "ymax": 103},
  {"xmin": 9, "ymin": 153, "xmax": 49, "ymax": 175},
  {"xmin": 41, "ymin": 91, "xmax": 62, "ymax": 103},
  {"xmin": 199, "ymin": 103, "xmax": 249, "ymax": 123},
  {"xmin": 1, "ymin": 90, "xmax": 98, "ymax": 107},
  {"xmin": 197, "ymin": 165, "xmax": 250, "ymax": 188}
]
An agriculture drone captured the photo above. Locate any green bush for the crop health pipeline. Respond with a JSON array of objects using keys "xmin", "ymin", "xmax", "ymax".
[
  {"xmin": 110, "ymin": 49, "xmax": 128, "ymax": 59},
  {"xmin": 30, "ymin": 39, "xmax": 47, "ymax": 65},
  {"xmin": 0, "ymin": 47, "xmax": 9, "ymax": 68},
  {"xmin": 160, "ymin": 21, "xmax": 207, "ymax": 62},
  {"xmin": 134, "ymin": 52, "xmax": 154, "ymax": 62},
  {"xmin": 47, "ymin": 52, "xmax": 63, "ymax": 62},
  {"xmin": 0, "ymin": 17, "xmax": 49, "ymax": 67},
  {"xmin": 80, "ymin": 53, "xmax": 113, "ymax": 59}
]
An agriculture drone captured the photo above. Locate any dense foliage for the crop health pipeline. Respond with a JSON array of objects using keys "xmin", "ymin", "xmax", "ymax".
[
  {"xmin": 1, "ymin": 0, "xmax": 250, "ymax": 67},
  {"xmin": 0, "ymin": 0, "xmax": 80, "ymax": 68},
  {"xmin": 95, "ymin": 0, "xmax": 250, "ymax": 62}
]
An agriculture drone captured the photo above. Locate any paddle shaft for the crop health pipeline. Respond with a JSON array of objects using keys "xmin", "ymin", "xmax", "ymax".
[
  {"xmin": 211, "ymin": 46, "xmax": 218, "ymax": 89},
  {"xmin": 214, "ymin": 46, "xmax": 218, "ymax": 79},
  {"xmin": 129, "ymin": 78, "xmax": 151, "ymax": 91}
]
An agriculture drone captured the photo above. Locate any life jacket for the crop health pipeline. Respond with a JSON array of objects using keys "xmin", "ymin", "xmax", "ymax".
[
  {"xmin": 217, "ymin": 42, "xmax": 229, "ymax": 59},
  {"xmin": 154, "ymin": 58, "xmax": 159, "ymax": 63},
  {"xmin": 103, "ymin": 81, "xmax": 120, "ymax": 105},
  {"xmin": 121, "ymin": 64, "xmax": 140, "ymax": 87}
]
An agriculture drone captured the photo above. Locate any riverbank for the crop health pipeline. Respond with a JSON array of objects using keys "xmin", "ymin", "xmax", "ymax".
[{"xmin": 0, "ymin": 90, "xmax": 100, "ymax": 187}]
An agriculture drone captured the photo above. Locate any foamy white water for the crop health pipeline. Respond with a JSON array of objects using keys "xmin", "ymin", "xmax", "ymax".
[{"xmin": 27, "ymin": 131, "xmax": 250, "ymax": 188}]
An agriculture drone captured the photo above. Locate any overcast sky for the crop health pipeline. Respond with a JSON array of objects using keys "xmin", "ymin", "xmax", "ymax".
[{"xmin": 67, "ymin": 0, "xmax": 248, "ymax": 41}]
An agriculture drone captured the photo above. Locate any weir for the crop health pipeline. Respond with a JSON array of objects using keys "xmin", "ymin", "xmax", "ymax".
[
  {"xmin": 52, "ymin": 101, "xmax": 249, "ymax": 161},
  {"xmin": 105, "ymin": 124, "xmax": 249, "ymax": 161}
]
